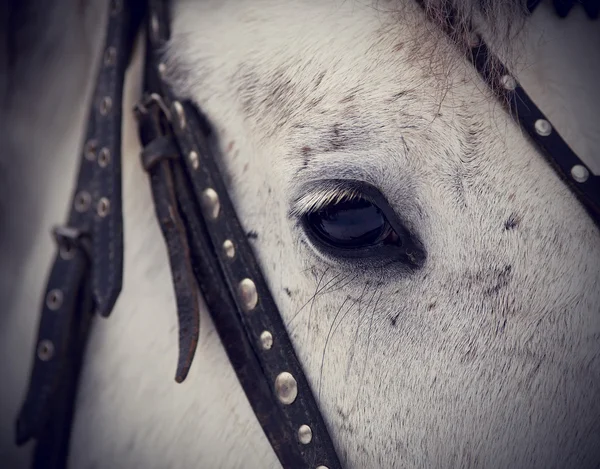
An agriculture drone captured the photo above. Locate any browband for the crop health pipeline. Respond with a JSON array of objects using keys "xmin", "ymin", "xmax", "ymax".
[{"xmin": 14, "ymin": 1, "xmax": 599, "ymax": 469}]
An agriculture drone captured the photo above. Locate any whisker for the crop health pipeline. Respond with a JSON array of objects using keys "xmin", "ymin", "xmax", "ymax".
[
  {"xmin": 345, "ymin": 281, "xmax": 378, "ymax": 380},
  {"xmin": 287, "ymin": 270, "xmax": 348, "ymax": 333},
  {"xmin": 305, "ymin": 267, "xmax": 330, "ymax": 343},
  {"xmin": 318, "ymin": 282, "xmax": 370, "ymax": 397},
  {"xmin": 318, "ymin": 295, "xmax": 352, "ymax": 400},
  {"xmin": 320, "ymin": 273, "xmax": 358, "ymax": 295},
  {"xmin": 351, "ymin": 290, "xmax": 383, "ymax": 413}
]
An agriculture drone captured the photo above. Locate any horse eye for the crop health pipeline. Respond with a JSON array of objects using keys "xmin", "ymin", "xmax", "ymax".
[{"xmin": 304, "ymin": 197, "xmax": 397, "ymax": 249}]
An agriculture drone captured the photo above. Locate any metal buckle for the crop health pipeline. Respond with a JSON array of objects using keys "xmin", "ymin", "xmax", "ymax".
[
  {"xmin": 52, "ymin": 225, "xmax": 89, "ymax": 260},
  {"xmin": 134, "ymin": 93, "xmax": 172, "ymax": 122}
]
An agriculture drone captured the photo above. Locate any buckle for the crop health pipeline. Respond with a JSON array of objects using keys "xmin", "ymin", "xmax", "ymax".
[
  {"xmin": 52, "ymin": 225, "xmax": 89, "ymax": 260},
  {"xmin": 134, "ymin": 92, "xmax": 172, "ymax": 122}
]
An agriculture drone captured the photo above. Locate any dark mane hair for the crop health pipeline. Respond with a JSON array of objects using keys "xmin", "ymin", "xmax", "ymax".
[{"xmin": 421, "ymin": 0, "xmax": 530, "ymax": 60}]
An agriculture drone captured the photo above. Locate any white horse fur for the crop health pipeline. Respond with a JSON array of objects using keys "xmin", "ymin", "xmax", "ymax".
[{"xmin": 1, "ymin": 0, "xmax": 599, "ymax": 467}]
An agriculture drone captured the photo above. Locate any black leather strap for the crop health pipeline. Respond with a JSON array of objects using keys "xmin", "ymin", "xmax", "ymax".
[
  {"xmin": 136, "ymin": 104, "xmax": 200, "ymax": 383},
  {"xmin": 132, "ymin": 0, "xmax": 344, "ymax": 467},
  {"xmin": 467, "ymin": 38, "xmax": 600, "ymax": 230},
  {"xmin": 417, "ymin": 0, "xmax": 600, "ymax": 229},
  {"xmin": 15, "ymin": 1, "xmax": 144, "ymax": 468}
]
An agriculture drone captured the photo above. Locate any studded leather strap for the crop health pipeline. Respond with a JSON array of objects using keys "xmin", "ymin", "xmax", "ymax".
[
  {"xmin": 15, "ymin": 1, "xmax": 144, "ymax": 468},
  {"xmin": 133, "ymin": 1, "xmax": 344, "ymax": 467},
  {"xmin": 416, "ymin": 0, "xmax": 600, "ymax": 229},
  {"xmin": 468, "ymin": 40, "xmax": 600, "ymax": 229}
]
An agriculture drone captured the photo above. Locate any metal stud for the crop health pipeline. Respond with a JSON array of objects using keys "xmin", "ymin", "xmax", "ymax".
[
  {"xmin": 98, "ymin": 148, "xmax": 111, "ymax": 168},
  {"xmin": 99, "ymin": 96, "xmax": 112, "ymax": 116},
  {"xmin": 158, "ymin": 63, "xmax": 167, "ymax": 78},
  {"xmin": 260, "ymin": 331, "xmax": 273, "ymax": 350},
  {"xmin": 298, "ymin": 425, "xmax": 313, "ymax": 444},
  {"xmin": 200, "ymin": 188, "xmax": 220, "ymax": 220},
  {"xmin": 570, "ymin": 164, "xmax": 589, "ymax": 183},
  {"xmin": 275, "ymin": 372, "xmax": 298, "ymax": 405},
  {"xmin": 84, "ymin": 139, "xmax": 98, "ymax": 161},
  {"xmin": 37, "ymin": 340, "xmax": 54, "ymax": 361},
  {"xmin": 500, "ymin": 74, "xmax": 516, "ymax": 91},
  {"xmin": 316, "ymin": 466, "xmax": 329, "ymax": 469},
  {"xmin": 238, "ymin": 278, "xmax": 258, "ymax": 312},
  {"xmin": 97, "ymin": 197, "xmax": 110, "ymax": 217},
  {"xmin": 173, "ymin": 101, "xmax": 186, "ymax": 129},
  {"xmin": 46, "ymin": 289, "xmax": 63, "ymax": 311},
  {"xmin": 74, "ymin": 191, "xmax": 91, "ymax": 212},
  {"xmin": 104, "ymin": 47, "xmax": 117, "ymax": 66},
  {"xmin": 222, "ymin": 239, "xmax": 235, "ymax": 258},
  {"xmin": 189, "ymin": 150, "xmax": 199, "ymax": 170},
  {"xmin": 534, "ymin": 119, "xmax": 552, "ymax": 137}
]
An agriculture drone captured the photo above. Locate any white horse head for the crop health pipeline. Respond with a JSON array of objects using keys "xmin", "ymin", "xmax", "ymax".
[{"xmin": 1, "ymin": 1, "xmax": 599, "ymax": 468}]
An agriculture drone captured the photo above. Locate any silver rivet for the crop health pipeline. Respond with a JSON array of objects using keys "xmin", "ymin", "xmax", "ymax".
[
  {"xmin": 46, "ymin": 289, "xmax": 63, "ymax": 310},
  {"xmin": 298, "ymin": 425, "xmax": 313, "ymax": 444},
  {"xmin": 74, "ymin": 191, "xmax": 91, "ymax": 212},
  {"xmin": 222, "ymin": 239, "xmax": 235, "ymax": 258},
  {"xmin": 97, "ymin": 197, "xmax": 110, "ymax": 217},
  {"xmin": 275, "ymin": 372, "xmax": 298, "ymax": 405},
  {"xmin": 99, "ymin": 96, "xmax": 112, "ymax": 116},
  {"xmin": 173, "ymin": 101, "xmax": 186, "ymax": 129},
  {"xmin": 534, "ymin": 119, "xmax": 552, "ymax": 137},
  {"xmin": 98, "ymin": 148, "xmax": 110, "ymax": 168},
  {"xmin": 316, "ymin": 466, "xmax": 329, "ymax": 469},
  {"xmin": 37, "ymin": 340, "xmax": 54, "ymax": 361},
  {"xmin": 104, "ymin": 47, "xmax": 117, "ymax": 66},
  {"xmin": 189, "ymin": 151, "xmax": 199, "ymax": 170},
  {"xmin": 500, "ymin": 74, "xmax": 516, "ymax": 91},
  {"xmin": 158, "ymin": 63, "xmax": 167, "ymax": 78},
  {"xmin": 571, "ymin": 164, "xmax": 589, "ymax": 183},
  {"xmin": 200, "ymin": 188, "xmax": 220, "ymax": 219},
  {"xmin": 238, "ymin": 278, "xmax": 258, "ymax": 312},
  {"xmin": 84, "ymin": 139, "xmax": 97, "ymax": 161},
  {"xmin": 260, "ymin": 331, "xmax": 273, "ymax": 350}
]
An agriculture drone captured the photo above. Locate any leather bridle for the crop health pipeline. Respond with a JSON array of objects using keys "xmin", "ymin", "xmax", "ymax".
[{"xmin": 14, "ymin": 1, "xmax": 600, "ymax": 468}]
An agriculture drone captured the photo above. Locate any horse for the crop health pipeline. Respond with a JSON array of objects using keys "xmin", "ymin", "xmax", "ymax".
[{"xmin": 1, "ymin": 0, "xmax": 599, "ymax": 467}]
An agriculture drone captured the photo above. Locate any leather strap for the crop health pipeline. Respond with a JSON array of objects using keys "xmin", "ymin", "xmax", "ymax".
[
  {"xmin": 468, "ymin": 39, "xmax": 600, "ymax": 229},
  {"xmin": 132, "ymin": 1, "xmax": 344, "ymax": 467},
  {"xmin": 136, "ymin": 103, "xmax": 200, "ymax": 383},
  {"xmin": 15, "ymin": 1, "xmax": 144, "ymax": 468},
  {"xmin": 417, "ymin": 0, "xmax": 600, "ymax": 229}
]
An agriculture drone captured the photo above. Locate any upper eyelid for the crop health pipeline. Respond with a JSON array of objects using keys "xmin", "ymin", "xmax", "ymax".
[
  {"xmin": 291, "ymin": 187, "xmax": 364, "ymax": 217},
  {"xmin": 288, "ymin": 180, "xmax": 383, "ymax": 219}
]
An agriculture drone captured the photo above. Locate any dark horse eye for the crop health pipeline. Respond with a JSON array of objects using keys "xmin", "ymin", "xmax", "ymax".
[{"xmin": 305, "ymin": 197, "xmax": 394, "ymax": 249}]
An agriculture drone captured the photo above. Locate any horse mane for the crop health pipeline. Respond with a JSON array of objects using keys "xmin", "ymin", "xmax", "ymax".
[{"xmin": 421, "ymin": 0, "xmax": 531, "ymax": 66}]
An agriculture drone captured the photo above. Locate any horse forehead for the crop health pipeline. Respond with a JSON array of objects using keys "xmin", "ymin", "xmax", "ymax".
[
  {"xmin": 168, "ymin": 0, "xmax": 451, "ymax": 111},
  {"xmin": 167, "ymin": 0, "xmax": 479, "ymax": 174}
]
